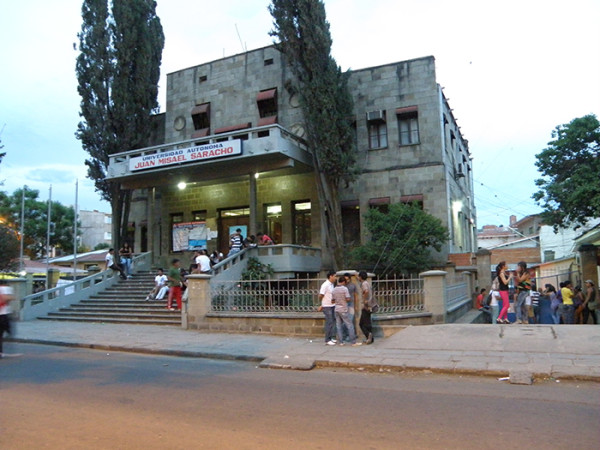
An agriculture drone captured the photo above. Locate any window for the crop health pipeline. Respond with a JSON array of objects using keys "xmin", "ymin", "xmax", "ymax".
[
  {"xmin": 257, "ymin": 88, "xmax": 277, "ymax": 118},
  {"xmin": 396, "ymin": 106, "xmax": 419, "ymax": 145},
  {"xmin": 264, "ymin": 58, "xmax": 274, "ymax": 66},
  {"xmin": 367, "ymin": 110, "xmax": 387, "ymax": 149},
  {"xmin": 104, "ymin": 215, "xmax": 112, "ymax": 224},
  {"xmin": 369, "ymin": 197, "xmax": 390, "ymax": 214},
  {"xmin": 400, "ymin": 194, "xmax": 424, "ymax": 210},
  {"xmin": 341, "ymin": 201, "xmax": 360, "ymax": 246},
  {"xmin": 192, "ymin": 210, "xmax": 207, "ymax": 221},
  {"xmin": 198, "ymin": 75, "xmax": 207, "ymax": 83},
  {"xmin": 292, "ymin": 201, "xmax": 311, "ymax": 246},
  {"xmin": 264, "ymin": 203, "xmax": 282, "ymax": 244},
  {"xmin": 104, "ymin": 231, "xmax": 112, "ymax": 240},
  {"xmin": 191, "ymin": 103, "xmax": 210, "ymax": 137}
]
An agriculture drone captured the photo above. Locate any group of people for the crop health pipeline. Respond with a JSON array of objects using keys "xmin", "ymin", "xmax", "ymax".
[
  {"xmin": 228, "ymin": 229, "xmax": 274, "ymax": 257},
  {"xmin": 479, "ymin": 260, "xmax": 599, "ymax": 325},
  {"xmin": 104, "ymin": 242, "xmax": 134, "ymax": 280},
  {"xmin": 318, "ymin": 271, "xmax": 378, "ymax": 346}
]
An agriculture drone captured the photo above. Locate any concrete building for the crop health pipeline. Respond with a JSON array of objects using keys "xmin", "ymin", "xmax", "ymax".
[
  {"xmin": 107, "ymin": 47, "xmax": 476, "ymax": 270},
  {"xmin": 79, "ymin": 210, "xmax": 112, "ymax": 250}
]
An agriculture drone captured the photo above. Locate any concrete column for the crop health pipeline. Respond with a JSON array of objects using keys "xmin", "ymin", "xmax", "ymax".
[
  {"xmin": 5, "ymin": 278, "xmax": 27, "ymax": 318},
  {"xmin": 420, "ymin": 270, "xmax": 447, "ymax": 323},
  {"xmin": 462, "ymin": 270, "xmax": 474, "ymax": 308},
  {"xmin": 185, "ymin": 274, "xmax": 212, "ymax": 330},
  {"xmin": 578, "ymin": 244, "xmax": 598, "ymax": 287},
  {"xmin": 249, "ymin": 174, "xmax": 258, "ymax": 235},
  {"xmin": 47, "ymin": 268, "xmax": 60, "ymax": 289},
  {"xmin": 476, "ymin": 248, "xmax": 492, "ymax": 290},
  {"xmin": 148, "ymin": 188, "xmax": 155, "ymax": 260}
]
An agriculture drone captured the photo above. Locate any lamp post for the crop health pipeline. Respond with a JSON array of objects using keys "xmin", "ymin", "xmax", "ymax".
[{"xmin": 19, "ymin": 185, "xmax": 25, "ymax": 274}]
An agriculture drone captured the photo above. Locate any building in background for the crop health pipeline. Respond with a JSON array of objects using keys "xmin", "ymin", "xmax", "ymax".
[
  {"xmin": 107, "ymin": 47, "xmax": 476, "ymax": 270},
  {"xmin": 79, "ymin": 210, "xmax": 112, "ymax": 251}
]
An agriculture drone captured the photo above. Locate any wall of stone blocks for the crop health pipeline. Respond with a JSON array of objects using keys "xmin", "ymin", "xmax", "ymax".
[{"xmin": 157, "ymin": 172, "xmax": 319, "ymax": 258}]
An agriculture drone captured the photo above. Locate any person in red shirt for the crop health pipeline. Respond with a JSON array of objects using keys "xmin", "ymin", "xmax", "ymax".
[
  {"xmin": 256, "ymin": 232, "xmax": 274, "ymax": 245},
  {"xmin": 476, "ymin": 288, "xmax": 486, "ymax": 309}
]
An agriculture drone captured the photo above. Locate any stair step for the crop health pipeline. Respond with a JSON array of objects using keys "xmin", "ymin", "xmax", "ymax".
[
  {"xmin": 37, "ymin": 269, "xmax": 182, "ymax": 326},
  {"xmin": 38, "ymin": 316, "xmax": 181, "ymax": 325}
]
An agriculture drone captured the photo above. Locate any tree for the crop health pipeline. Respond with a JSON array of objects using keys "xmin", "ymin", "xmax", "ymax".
[
  {"xmin": 269, "ymin": 0, "xmax": 358, "ymax": 269},
  {"xmin": 533, "ymin": 114, "xmax": 600, "ymax": 229},
  {"xmin": 0, "ymin": 224, "xmax": 19, "ymax": 272},
  {"xmin": 76, "ymin": 0, "xmax": 164, "ymax": 248},
  {"xmin": 0, "ymin": 187, "xmax": 78, "ymax": 258},
  {"xmin": 349, "ymin": 203, "xmax": 448, "ymax": 276}
]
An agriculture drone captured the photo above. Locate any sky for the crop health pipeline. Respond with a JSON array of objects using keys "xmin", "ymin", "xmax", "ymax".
[{"xmin": 1, "ymin": 0, "xmax": 598, "ymax": 228}]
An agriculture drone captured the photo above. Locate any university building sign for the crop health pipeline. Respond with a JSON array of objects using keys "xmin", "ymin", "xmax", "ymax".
[{"xmin": 129, "ymin": 140, "xmax": 242, "ymax": 172}]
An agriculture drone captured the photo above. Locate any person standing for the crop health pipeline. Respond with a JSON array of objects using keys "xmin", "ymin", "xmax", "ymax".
[
  {"xmin": 582, "ymin": 280, "xmax": 598, "ymax": 325},
  {"xmin": 358, "ymin": 271, "xmax": 376, "ymax": 344},
  {"xmin": 496, "ymin": 261, "xmax": 512, "ymax": 324},
  {"xmin": 515, "ymin": 261, "xmax": 531, "ymax": 324},
  {"xmin": 105, "ymin": 248, "xmax": 127, "ymax": 280},
  {"xmin": 167, "ymin": 259, "xmax": 183, "ymax": 311},
  {"xmin": 119, "ymin": 242, "xmax": 133, "ymax": 277},
  {"xmin": 333, "ymin": 276, "xmax": 361, "ymax": 346},
  {"xmin": 489, "ymin": 277, "xmax": 500, "ymax": 324},
  {"xmin": 318, "ymin": 271, "xmax": 337, "ymax": 345},
  {"xmin": 229, "ymin": 229, "xmax": 243, "ymax": 256},
  {"xmin": 560, "ymin": 280, "xmax": 575, "ymax": 324},
  {"xmin": 343, "ymin": 273, "xmax": 357, "ymax": 341}
]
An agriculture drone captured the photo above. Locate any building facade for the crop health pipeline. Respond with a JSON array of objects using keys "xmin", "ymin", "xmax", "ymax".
[
  {"xmin": 107, "ymin": 47, "xmax": 476, "ymax": 269},
  {"xmin": 79, "ymin": 209, "xmax": 112, "ymax": 251}
]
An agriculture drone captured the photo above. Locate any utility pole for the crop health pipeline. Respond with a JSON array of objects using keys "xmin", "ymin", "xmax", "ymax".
[
  {"xmin": 46, "ymin": 185, "xmax": 52, "ymax": 289},
  {"xmin": 19, "ymin": 185, "xmax": 25, "ymax": 274},
  {"xmin": 73, "ymin": 179, "xmax": 78, "ymax": 280}
]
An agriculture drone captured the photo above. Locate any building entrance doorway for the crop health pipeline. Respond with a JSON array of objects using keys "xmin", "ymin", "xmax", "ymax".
[{"xmin": 218, "ymin": 207, "xmax": 250, "ymax": 256}]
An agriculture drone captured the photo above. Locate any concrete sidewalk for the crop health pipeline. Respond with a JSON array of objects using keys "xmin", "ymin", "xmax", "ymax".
[{"xmin": 6, "ymin": 320, "xmax": 600, "ymax": 382}]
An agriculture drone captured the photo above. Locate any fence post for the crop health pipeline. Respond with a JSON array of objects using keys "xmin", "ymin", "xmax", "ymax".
[
  {"xmin": 462, "ymin": 271, "xmax": 474, "ymax": 308},
  {"xmin": 420, "ymin": 270, "xmax": 447, "ymax": 324},
  {"xmin": 185, "ymin": 274, "xmax": 212, "ymax": 330}
]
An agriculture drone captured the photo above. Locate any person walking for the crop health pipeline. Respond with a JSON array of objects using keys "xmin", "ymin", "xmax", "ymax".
[
  {"xmin": 358, "ymin": 271, "xmax": 376, "ymax": 344},
  {"xmin": 0, "ymin": 282, "xmax": 14, "ymax": 359},
  {"xmin": 167, "ymin": 259, "xmax": 183, "ymax": 311},
  {"xmin": 496, "ymin": 261, "xmax": 512, "ymax": 324},
  {"xmin": 515, "ymin": 261, "xmax": 531, "ymax": 324},
  {"xmin": 489, "ymin": 276, "xmax": 501, "ymax": 324},
  {"xmin": 333, "ymin": 276, "xmax": 361, "ymax": 346},
  {"xmin": 318, "ymin": 271, "xmax": 337, "ymax": 345}
]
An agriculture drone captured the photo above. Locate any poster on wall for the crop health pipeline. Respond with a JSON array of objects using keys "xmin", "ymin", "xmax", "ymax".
[{"xmin": 172, "ymin": 221, "xmax": 208, "ymax": 251}]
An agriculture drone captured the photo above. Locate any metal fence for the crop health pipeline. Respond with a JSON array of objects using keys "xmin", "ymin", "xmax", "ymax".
[
  {"xmin": 371, "ymin": 278, "xmax": 424, "ymax": 313},
  {"xmin": 210, "ymin": 276, "xmax": 425, "ymax": 314},
  {"xmin": 446, "ymin": 281, "xmax": 469, "ymax": 312},
  {"xmin": 211, "ymin": 278, "xmax": 322, "ymax": 313}
]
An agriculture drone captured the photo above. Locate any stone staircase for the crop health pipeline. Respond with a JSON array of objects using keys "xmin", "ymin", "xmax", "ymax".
[{"xmin": 39, "ymin": 271, "xmax": 181, "ymax": 326}]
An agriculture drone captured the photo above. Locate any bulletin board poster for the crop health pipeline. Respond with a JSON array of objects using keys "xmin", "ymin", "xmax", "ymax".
[{"xmin": 172, "ymin": 221, "xmax": 208, "ymax": 251}]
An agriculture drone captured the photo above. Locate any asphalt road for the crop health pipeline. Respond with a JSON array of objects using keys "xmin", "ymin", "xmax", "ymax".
[{"xmin": 1, "ymin": 343, "xmax": 598, "ymax": 449}]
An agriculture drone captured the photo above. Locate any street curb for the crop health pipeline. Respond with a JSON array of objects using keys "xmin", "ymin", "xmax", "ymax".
[
  {"xmin": 8, "ymin": 337, "xmax": 600, "ymax": 382},
  {"xmin": 313, "ymin": 360, "xmax": 600, "ymax": 382},
  {"xmin": 7, "ymin": 337, "xmax": 265, "ymax": 363}
]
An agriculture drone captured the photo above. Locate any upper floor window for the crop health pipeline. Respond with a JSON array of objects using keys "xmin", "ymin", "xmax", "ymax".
[
  {"xmin": 191, "ymin": 103, "xmax": 210, "ymax": 138},
  {"xmin": 366, "ymin": 110, "xmax": 387, "ymax": 149},
  {"xmin": 396, "ymin": 106, "xmax": 419, "ymax": 146},
  {"xmin": 257, "ymin": 88, "xmax": 277, "ymax": 118}
]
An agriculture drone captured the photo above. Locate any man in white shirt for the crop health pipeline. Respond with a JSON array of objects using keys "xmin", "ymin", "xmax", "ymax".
[
  {"xmin": 0, "ymin": 283, "xmax": 14, "ymax": 358},
  {"xmin": 318, "ymin": 271, "xmax": 337, "ymax": 345},
  {"xmin": 105, "ymin": 248, "xmax": 127, "ymax": 280},
  {"xmin": 195, "ymin": 249, "xmax": 212, "ymax": 274},
  {"xmin": 146, "ymin": 268, "xmax": 168, "ymax": 300}
]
